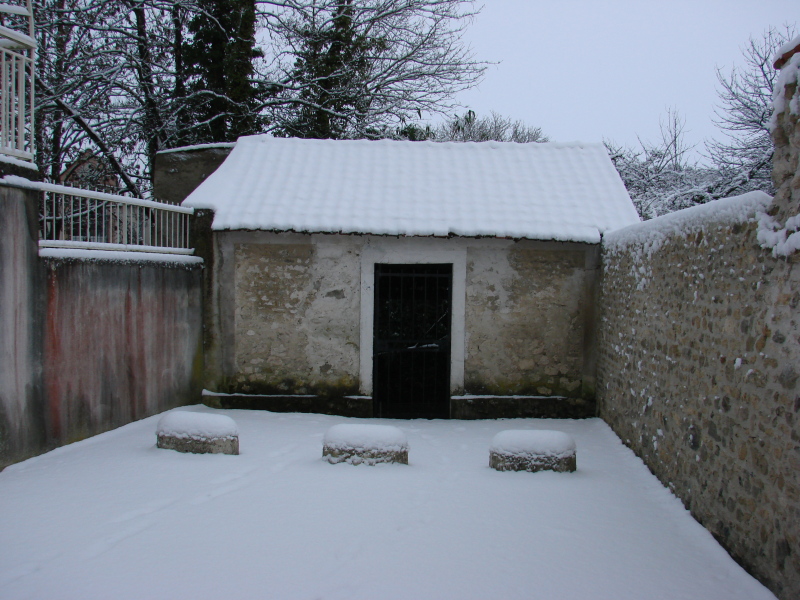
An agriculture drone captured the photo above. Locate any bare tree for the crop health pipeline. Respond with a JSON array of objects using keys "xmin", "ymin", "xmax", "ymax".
[
  {"xmin": 430, "ymin": 110, "xmax": 548, "ymax": 143},
  {"xmin": 260, "ymin": 0, "xmax": 487, "ymax": 138},
  {"xmin": 34, "ymin": 0, "xmax": 130, "ymax": 190},
  {"xmin": 606, "ymin": 110, "xmax": 715, "ymax": 219},
  {"xmin": 707, "ymin": 25, "xmax": 796, "ymax": 196},
  {"xmin": 609, "ymin": 27, "xmax": 796, "ymax": 219},
  {"xmin": 33, "ymin": 0, "xmax": 488, "ymax": 192},
  {"xmin": 34, "ymin": 0, "xmax": 197, "ymax": 195}
]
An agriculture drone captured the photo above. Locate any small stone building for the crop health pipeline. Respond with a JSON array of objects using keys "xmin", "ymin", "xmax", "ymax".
[{"xmin": 181, "ymin": 135, "xmax": 639, "ymax": 418}]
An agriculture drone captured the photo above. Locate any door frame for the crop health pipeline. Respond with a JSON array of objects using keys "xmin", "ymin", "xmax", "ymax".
[{"xmin": 359, "ymin": 238, "xmax": 466, "ymax": 397}]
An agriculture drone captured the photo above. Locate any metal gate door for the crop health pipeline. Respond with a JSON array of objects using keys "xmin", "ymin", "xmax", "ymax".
[{"xmin": 373, "ymin": 264, "xmax": 452, "ymax": 419}]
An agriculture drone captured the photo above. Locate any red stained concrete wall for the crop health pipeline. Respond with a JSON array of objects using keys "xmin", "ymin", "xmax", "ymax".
[
  {"xmin": 41, "ymin": 257, "xmax": 203, "ymax": 450},
  {"xmin": 1, "ymin": 175, "xmax": 203, "ymax": 468}
]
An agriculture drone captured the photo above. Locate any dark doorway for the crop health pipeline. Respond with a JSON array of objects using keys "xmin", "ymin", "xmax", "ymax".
[{"xmin": 373, "ymin": 264, "xmax": 452, "ymax": 419}]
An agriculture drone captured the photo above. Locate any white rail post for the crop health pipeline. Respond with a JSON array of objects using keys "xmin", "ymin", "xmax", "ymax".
[{"xmin": 0, "ymin": 0, "xmax": 36, "ymax": 162}]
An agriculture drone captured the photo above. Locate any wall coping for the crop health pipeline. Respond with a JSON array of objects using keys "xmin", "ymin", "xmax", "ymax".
[{"xmin": 603, "ymin": 191, "xmax": 772, "ymax": 256}]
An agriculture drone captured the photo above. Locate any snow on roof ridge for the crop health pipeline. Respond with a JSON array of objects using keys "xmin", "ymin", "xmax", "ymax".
[{"xmin": 237, "ymin": 134, "xmax": 603, "ymax": 150}]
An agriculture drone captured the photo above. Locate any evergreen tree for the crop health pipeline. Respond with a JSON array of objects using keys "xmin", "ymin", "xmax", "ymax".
[
  {"xmin": 276, "ymin": 0, "xmax": 377, "ymax": 138},
  {"xmin": 184, "ymin": 0, "xmax": 265, "ymax": 142},
  {"xmin": 267, "ymin": 0, "xmax": 485, "ymax": 139}
]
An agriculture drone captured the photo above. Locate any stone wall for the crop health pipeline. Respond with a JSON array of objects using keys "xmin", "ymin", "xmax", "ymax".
[
  {"xmin": 204, "ymin": 232, "xmax": 599, "ymax": 417},
  {"xmin": 771, "ymin": 62, "xmax": 799, "ymax": 225},
  {"xmin": 597, "ymin": 192, "xmax": 800, "ymax": 599}
]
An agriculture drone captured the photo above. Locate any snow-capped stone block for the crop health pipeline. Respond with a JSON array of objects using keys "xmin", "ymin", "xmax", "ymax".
[
  {"xmin": 323, "ymin": 424, "xmax": 408, "ymax": 465},
  {"xmin": 156, "ymin": 412, "xmax": 239, "ymax": 455},
  {"xmin": 489, "ymin": 430, "xmax": 576, "ymax": 473}
]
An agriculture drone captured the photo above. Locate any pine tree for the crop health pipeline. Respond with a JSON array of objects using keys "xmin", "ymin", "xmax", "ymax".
[
  {"xmin": 183, "ymin": 0, "xmax": 265, "ymax": 142},
  {"xmin": 266, "ymin": 0, "xmax": 485, "ymax": 139},
  {"xmin": 276, "ymin": 0, "xmax": 377, "ymax": 138}
]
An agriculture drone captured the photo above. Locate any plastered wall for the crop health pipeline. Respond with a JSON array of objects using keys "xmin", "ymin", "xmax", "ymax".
[
  {"xmin": 230, "ymin": 234, "xmax": 362, "ymax": 396},
  {"xmin": 205, "ymin": 232, "xmax": 599, "ymax": 411},
  {"xmin": 465, "ymin": 243, "xmax": 598, "ymax": 398}
]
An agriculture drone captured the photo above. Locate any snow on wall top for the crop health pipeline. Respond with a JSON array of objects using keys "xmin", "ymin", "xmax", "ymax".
[
  {"xmin": 773, "ymin": 35, "xmax": 800, "ymax": 69},
  {"xmin": 182, "ymin": 135, "xmax": 640, "ymax": 243},
  {"xmin": 156, "ymin": 142, "xmax": 237, "ymax": 155},
  {"xmin": 770, "ymin": 37, "xmax": 800, "ymax": 132},
  {"xmin": 603, "ymin": 191, "xmax": 773, "ymax": 257}
]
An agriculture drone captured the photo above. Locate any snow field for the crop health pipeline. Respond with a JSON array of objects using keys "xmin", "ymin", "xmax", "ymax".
[{"xmin": 0, "ymin": 407, "xmax": 777, "ymax": 600}]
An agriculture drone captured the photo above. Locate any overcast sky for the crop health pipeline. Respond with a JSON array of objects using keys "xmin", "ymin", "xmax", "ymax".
[{"xmin": 451, "ymin": 1, "xmax": 796, "ymax": 159}]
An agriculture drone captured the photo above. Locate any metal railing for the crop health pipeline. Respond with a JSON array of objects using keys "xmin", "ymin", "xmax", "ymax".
[
  {"xmin": 0, "ymin": 0, "xmax": 35, "ymax": 161},
  {"xmin": 37, "ymin": 181, "xmax": 194, "ymax": 254},
  {"xmin": 0, "ymin": 177, "xmax": 194, "ymax": 254}
]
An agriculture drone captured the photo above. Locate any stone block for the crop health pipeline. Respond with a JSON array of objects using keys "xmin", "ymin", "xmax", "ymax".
[
  {"xmin": 323, "ymin": 423, "xmax": 408, "ymax": 465},
  {"xmin": 489, "ymin": 429, "xmax": 576, "ymax": 472},
  {"xmin": 156, "ymin": 411, "xmax": 239, "ymax": 455}
]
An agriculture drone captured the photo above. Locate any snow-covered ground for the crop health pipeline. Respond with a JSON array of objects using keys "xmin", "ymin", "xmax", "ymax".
[{"xmin": 0, "ymin": 407, "xmax": 775, "ymax": 600}]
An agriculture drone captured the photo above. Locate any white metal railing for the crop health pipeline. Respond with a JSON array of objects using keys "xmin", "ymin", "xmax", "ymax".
[
  {"xmin": 0, "ymin": 0, "xmax": 35, "ymax": 161},
  {"xmin": 1, "ymin": 176, "xmax": 195, "ymax": 254}
]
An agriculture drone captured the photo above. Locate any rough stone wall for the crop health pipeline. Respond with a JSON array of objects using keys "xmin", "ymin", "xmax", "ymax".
[
  {"xmin": 214, "ymin": 232, "xmax": 361, "ymax": 396},
  {"xmin": 465, "ymin": 241, "xmax": 598, "ymax": 398},
  {"xmin": 0, "ymin": 185, "xmax": 45, "ymax": 469},
  {"xmin": 597, "ymin": 197, "xmax": 800, "ymax": 599},
  {"xmin": 771, "ymin": 75, "xmax": 799, "ymax": 225},
  {"xmin": 42, "ymin": 256, "xmax": 204, "ymax": 450}
]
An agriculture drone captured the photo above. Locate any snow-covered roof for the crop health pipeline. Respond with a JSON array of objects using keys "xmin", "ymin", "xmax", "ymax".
[{"xmin": 183, "ymin": 135, "xmax": 639, "ymax": 243}]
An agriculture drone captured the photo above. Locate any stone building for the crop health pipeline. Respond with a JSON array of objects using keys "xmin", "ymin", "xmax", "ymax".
[{"xmin": 180, "ymin": 135, "xmax": 639, "ymax": 418}]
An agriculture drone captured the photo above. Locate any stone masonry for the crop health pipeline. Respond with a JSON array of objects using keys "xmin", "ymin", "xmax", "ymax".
[
  {"xmin": 598, "ymin": 51, "xmax": 800, "ymax": 600},
  {"xmin": 598, "ymin": 173, "xmax": 799, "ymax": 599}
]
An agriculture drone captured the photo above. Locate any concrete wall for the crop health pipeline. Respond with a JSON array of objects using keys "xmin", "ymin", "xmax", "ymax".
[
  {"xmin": 152, "ymin": 145, "xmax": 233, "ymax": 204},
  {"xmin": 597, "ymin": 199, "xmax": 800, "ymax": 598},
  {"xmin": 0, "ymin": 184, "xmax": 45, "ymax": 468},
  {"xmin": 42, "ymin": 256, "xmax": 204, "ymax": 449},
  {"xmin": 1, "ymin": 178, "xmax": 204, "ymax": 469},
  {"xmin": 203, "ymin": 231, "xmax": 599, "ymax": 416}
]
